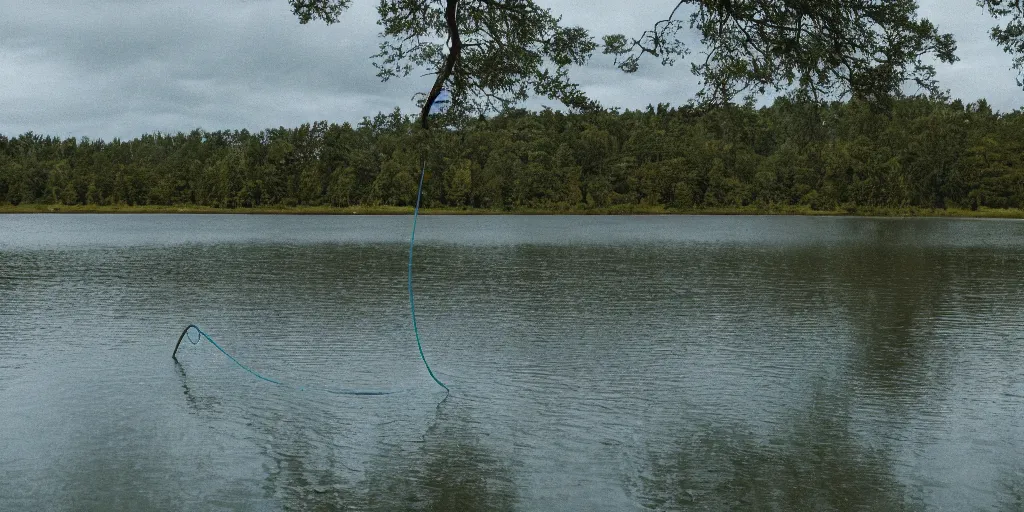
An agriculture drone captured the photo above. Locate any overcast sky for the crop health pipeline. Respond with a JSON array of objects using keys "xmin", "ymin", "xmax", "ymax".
[{"xmin": 1, "ymin": 0, "xmax": 1020, "ymax": 140}]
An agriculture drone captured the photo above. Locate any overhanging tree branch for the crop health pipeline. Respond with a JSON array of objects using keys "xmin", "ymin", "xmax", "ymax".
[
  {"xmin": 420, "ymin": 0, "xmax": 463, "ymax": 129},
  {"xmin": 288, "ymin": 0, "xmax": 1023, "ymax": 117}
]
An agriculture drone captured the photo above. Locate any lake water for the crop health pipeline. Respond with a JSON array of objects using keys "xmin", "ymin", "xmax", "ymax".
[{"xmin": 1, "ymin": 214, "xmax": 1023, "ymax": 511}]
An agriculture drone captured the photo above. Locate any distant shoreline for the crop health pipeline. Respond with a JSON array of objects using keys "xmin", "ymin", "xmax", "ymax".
[{"xmin": 2, "ymin": 204, "xmax": 1023, "ymax": 219}]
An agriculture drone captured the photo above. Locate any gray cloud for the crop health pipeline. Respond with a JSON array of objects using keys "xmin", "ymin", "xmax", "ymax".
[{"xmin": 0, "ymin": 0, "xmax": 1020, "ymax": 140}]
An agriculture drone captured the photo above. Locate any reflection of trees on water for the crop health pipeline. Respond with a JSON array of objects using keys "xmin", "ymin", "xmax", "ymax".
[
  {"xmin": 255, "ymin": 399, "xmax": 519, "ymax": 511},
  {"xmin": 998, "ymin": 467, "xmax": 1024, "ymax": 512},
  {"xmin": 669, "ymin": 220, "xmax": 979, "ymax": 406},
  {"xmin": 632, "ymin": 224, "xmax": 981, "ymax": 510},
  {"xmin": 830, "ymin": 221, "xmax": 957, "ymax": 402},
  {"xmin": 362, "ymin": 400, "xmax": 518, "ymax": 512},
  {"xmin": 260, "ymin": 435, "xmax": 362, "ymax": 512},
  {"xmin": 174, "ymin": 363, "xmax": 362, "ymax": 511},
  {"xmin": 177, "ymin": 388, "xmax": 519, "ymax": 512},
  {"xmin": 638, "ymin": 389, "xmax": 922, "ymax": 511}
]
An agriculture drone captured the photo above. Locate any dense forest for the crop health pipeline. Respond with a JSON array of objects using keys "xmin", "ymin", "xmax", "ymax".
[{"xmin": 1, "ymin": 96, "xmax": 1022, "ymax": 212}]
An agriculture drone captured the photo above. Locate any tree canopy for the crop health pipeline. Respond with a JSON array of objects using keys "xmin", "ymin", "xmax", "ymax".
[
  {"xmin": 3, "ymin": 97, "xmax": 1023, "ymax": 213},
  {"xmin": 289, "ymin": 0, "xmax": 1024, "ymax": 127}
]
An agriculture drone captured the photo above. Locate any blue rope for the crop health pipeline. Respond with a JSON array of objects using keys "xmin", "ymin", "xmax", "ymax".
[
  {"xmin": 410, "ymin": 159, "xmax": 449, "ymax": 392},
  {"xmin": 180, "ymin": 325, "xmax": 401, "ymax": 396}
]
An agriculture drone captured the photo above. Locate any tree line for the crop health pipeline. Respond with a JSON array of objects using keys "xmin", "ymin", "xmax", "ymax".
[{"xmin": 1, "ymin": 96, "xmax": 1022, "ymax": 212}]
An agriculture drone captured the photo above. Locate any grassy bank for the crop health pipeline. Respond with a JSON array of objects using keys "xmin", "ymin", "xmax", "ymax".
[{"xmin": 2, "ymin": 203, "xmax": 1024, "ymax": 219}]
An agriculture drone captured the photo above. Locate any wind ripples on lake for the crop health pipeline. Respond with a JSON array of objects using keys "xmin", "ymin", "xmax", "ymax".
[{"xmin": 2, "ymin": 214, "xmax": 1024, "ymax": 511}]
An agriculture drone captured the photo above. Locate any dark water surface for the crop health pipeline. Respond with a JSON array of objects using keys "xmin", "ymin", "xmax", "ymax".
[{"xmin": 2, "ymin": 214, "xmax": 1023, "ymax": 511}]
